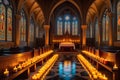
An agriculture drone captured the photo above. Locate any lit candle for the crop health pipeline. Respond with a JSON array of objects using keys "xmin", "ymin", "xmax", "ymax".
[
  {"xmin": 113, "ymin": 64, "xmax": 118, "ymax": 70},
  {"xmin": 13, "ymin": 66, "xmax": 17, "ymax": 72},
  {"xmin": 103, "ymin": 74, "xmax": 108, "ymax": 80},
  {"xmin": 4, "ymin": 69, "xmax": 9, "ymax": 77},
  {"xmin": 18, "ymin": 64, "xmax": 22, "ymax": 70}
]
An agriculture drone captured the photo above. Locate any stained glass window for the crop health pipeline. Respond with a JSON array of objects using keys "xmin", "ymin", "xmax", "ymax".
[
  {"xmin": 72, "ymin": 21, "xmax": 75, "ymax": 35},
  {"xmin": 102, "ymin": 14, "xmax": 109, "ymax": 41},
  {"xmin": 68, "ymin": 21, "xmax": 70, "ymax": 34},
  {"xmin": 64, "ymin": 15, "xmax": 70, "ymax": 34},
  {"xmin": 0, "ymin": 4, "xmax": 5, "ymax": 40},
  {"xmin": 20, "ymin": 10, "xmax": 26, "ymax": 41},
  {"xmin": 0, "ymin": 0, "xmax": 12, "ymax": 41},
  {"xmin": 7, "ymin": 8, "xmax": 12, "ymax": 41},
  {"xmin": 57, "ymin": 15, "xmax": 78, "ymax": 35},
  {"xmin": 117, "ymin": 2, "xmax": 120, "ymax": 40},
  {"xmin": 57, "ymin": 17, "xmax": 63, "ymax": 35},
  {"xmin": 30, "ymin": 17, "xmax": 34, "ymax": 42}
]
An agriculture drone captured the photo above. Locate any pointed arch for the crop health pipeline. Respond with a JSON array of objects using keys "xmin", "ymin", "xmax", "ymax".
[{"xmin": 49, "ymin": 0, "xmax": 82, "ymax": 25}]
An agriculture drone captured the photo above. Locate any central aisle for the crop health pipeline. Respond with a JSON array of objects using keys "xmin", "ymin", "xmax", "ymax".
[{"xmin": 45, "ymin": 53, "xmax": 90, "ymax": 80}]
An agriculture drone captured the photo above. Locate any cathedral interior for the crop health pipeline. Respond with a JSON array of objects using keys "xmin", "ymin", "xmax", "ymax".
[{"xmin": 0, "ymin": 0, "xmax": 120, "ymax": 80}]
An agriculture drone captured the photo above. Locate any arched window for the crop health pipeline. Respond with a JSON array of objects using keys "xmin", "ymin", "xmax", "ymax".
[
  {"xmin": 95, "ymin": 19, "xmax": 99, "ymax": 42},
  {"xmin": 117, "ymin": 2, "xmax": 120, "ymax": 40},
  {"xmin": 7, "ymin": 8, "xmax": 12, "ymax": 41},
  {"xmin": 64, "ymin": 15, "xmax": 70, "ymax": 34},
  {"xmin": 72, "ymin": 17, "xmax": 78, "ymax": 35},
  {"xmin": 57, "ymin": 17, "xmax": 63, "ymax": 35},
  {"xmin": 102, "ymin": 14, "xmax": 106, "ymax": 41},
  {"xmin": 0, "ymin": 4, "xmax": 5, "ymax": 40},
  {"xmin": 102, "ymin": 13, "xmax": 109, "ymax": 42},
  {"xmin": 56, "ymin": 15, "xmax": 78, "ymax": 35},
  {"xmin": 0, "ymin": 0, "xmax": 12, "ymax": 41},
  {"xmin": 30, "ymin": 17, "xmax": 34, "ymax": 42},
  {"xmin": 20, "ymin": 9, "xmax": 26, "ymax": 41},
  {"xmin": 105, "ymin": 15, "xmax": 109, "ymax": 41}
]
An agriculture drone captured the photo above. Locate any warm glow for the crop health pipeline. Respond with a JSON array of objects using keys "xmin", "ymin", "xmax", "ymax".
[
  {"xmin": 82, "ymin": 50, "xmax": 108, "ymax": 64},
  {"xmin": 77, "ymin": 54, "xmax": 108, "ymax": 80},
  {"xmin": 12, "ymin": 50, "xmax": 53, "ymax": 72},
  {"xmin": 13, "ymin": 66, "xmax": 17, "ymax": 72},
  {"xmin": 32, "ymin": 54, "xmax": 59, "ymax": 80},
  {"xmin": 113, "ymin": 64, "xmax": 118, "ymax": 70},
  {"xmin": 4, "ymin": 69, "xmax": 9, "ymax": 77}
]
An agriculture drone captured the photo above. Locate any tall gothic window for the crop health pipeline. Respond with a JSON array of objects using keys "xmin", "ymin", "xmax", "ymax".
[
  {"xmin": 117, "ymin": 1, "xmax": 120, "ymax": 40},
  {"xmin": 0, "ymin": 0, "xmax": 12, "ymax": 41},
  {"xmin": 20, "ymin": 9, "xmax": 26, "ymax": 41},
  {"xmin": 57, "ymin": 15, "xmax": 78, "ymax": 35},
  {"xmin": 57, "ymin": 17, "xmax": 62, "ymax": 35},
  {"xmin": 105, "ymin": 15, "xmax": 109, "ymax": 41},
  {"xmin": 7, "ymin": 8, "xmax": 12, "ymax": 41},
  {"xmin": 102, "ymin": 14, "xmax": 109, "ymax": 42},
  {"xmin": 95, "ymin": 19, "xmax": 99, "ymax": 42},
  {"xmin": 102, "ymin": 14, "xmax": 106, "ymax": 41},
  {"xmin": 64, "ymin": 15, "xmax": 70, "ymax": 34},
  {"xmin": 30, "ymin": 17, "xmax": 34, "ymax": 42},
  {"xmin": 72, "ymin": 17, "xmax": 78, "ymax": 35}
]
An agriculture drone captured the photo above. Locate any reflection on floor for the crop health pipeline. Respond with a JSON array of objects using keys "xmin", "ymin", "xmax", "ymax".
[
  {"xmin": 45, "ymin": 54, "xmax": 90, "ymax": 80},
  {"xmin": 59, "ymin": 61, "xmax": 76, "ymax": 80}
]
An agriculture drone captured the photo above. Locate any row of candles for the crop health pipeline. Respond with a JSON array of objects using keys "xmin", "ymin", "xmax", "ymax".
[
  {"xmin": 53, "ymin": 39, "xmax": 80, "ymax": 43},
  {"xmin": 32, "ymin": 54, "xmax": 59, "ymax": 80},
  {"xmin": 3, "ymin": 50, "xmax": 53, "ymax": 77},
  {"xmin": 77, "ymin": 54, "xmax": 108, "ymax": 80},
  {"xmin": 82, "ymin": 50, "xmax": 108, "ymax": 64}
]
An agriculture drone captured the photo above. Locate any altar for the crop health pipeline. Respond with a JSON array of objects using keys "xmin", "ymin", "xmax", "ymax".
[{"xmin": 59, "ymin": 42, "xmax": 75, "ymax": 50}]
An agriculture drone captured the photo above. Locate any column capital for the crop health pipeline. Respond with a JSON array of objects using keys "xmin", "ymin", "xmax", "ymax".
[
  {"xmin": 44, "ymin": 25, "xmax": 50, "ymax": 30},
  {"xmin": 81, "ymin": 25, "xmax": 87, "ymax": 30}
]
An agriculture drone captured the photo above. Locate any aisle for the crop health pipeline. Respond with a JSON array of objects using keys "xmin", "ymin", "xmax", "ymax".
[{"xmin": 45, "ymin": 54, "xmax": 90, "ymax": 80}]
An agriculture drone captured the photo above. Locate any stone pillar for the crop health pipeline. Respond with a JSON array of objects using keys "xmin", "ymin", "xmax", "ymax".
[
  {"xmin": 15, "ymin": 14, "xmax": 21, "ymax": 47},
  {"xmin": 81, "ymin": 25, "xmax": 87, "ymax": 47},
  {"xmin": 98, "ymin": 20, "xmax": 102, "ymax": 47},
  {"xmin": 108, "ymin": 12, "xmax": 113, "ymax": 46},
  {"xmin": 44, "ymin": 25, "xmax": 50, "ymax": 46}
]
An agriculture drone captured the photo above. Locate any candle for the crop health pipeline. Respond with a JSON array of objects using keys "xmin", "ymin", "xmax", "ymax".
[
  {"xmin": 18, "ymin": 64, "xmax": 22, "ymax": 70},
  {"xmin": 4, "ymin": 69, "xmax": 9, "ymax": 77},
  {"xmin": 113, "ymin": 64, "xmax": 118, "ymax": 70},
  {"xmin": 13, "ymin": 66, "xmax": 17, "ymax": 72}
]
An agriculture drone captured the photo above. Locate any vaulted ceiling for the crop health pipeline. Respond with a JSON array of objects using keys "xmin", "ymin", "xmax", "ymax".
[{"xmin": 24, "ymin": 0, "xmax": 112, "ymax": 25}]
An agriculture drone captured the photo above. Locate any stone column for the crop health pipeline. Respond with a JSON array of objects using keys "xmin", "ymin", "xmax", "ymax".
[
  {"xmin": 81, "ymin": 25, "xmax": 87, "ymax": 47},
  {"xmin": 26, "ymin": 16, "xmax": 30, "ymax": 46},
  {"xmin": 98, "ymin": 20, "xmax": 102, "ymax": 47},
  {"xmin": 15, "ymin": 14, "xmax": 21, "ymax": 47},
  {"xmin": 44, "ymin": 25, "xmax": 50, "ymax": 46}
]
